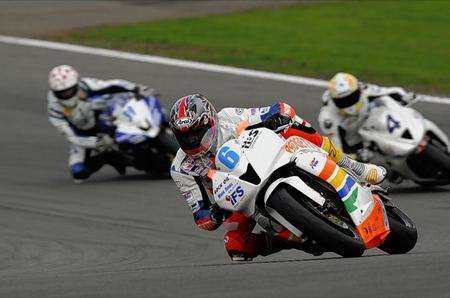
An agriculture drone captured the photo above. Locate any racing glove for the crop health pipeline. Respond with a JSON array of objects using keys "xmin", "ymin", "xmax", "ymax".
[
  {"xmin": 195, "ymin": 205, "xmax": 224, "ymax": 231},
  {"xmin": 95, "ymin": 134, "xmax": 115, "ymax": 152},
  {"xmin": 249, "ymin": 102, "xmax": 297, "ymax": 132},
  {"xmin": 134, "ymin": 84, "xmax": 157, "ymax": 99}
]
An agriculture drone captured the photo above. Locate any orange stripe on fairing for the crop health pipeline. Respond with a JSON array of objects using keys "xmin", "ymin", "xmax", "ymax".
[
  {"xmin": 319, "ymin": 158, "xmax": 337, "ymax": 181},
  {"xmin": 330, "ymin": 169, "xmax": 346, "ymax": 189},
  {"xmin": 356, "ymin": 194, "xmax": 390, "ymax": 249}
]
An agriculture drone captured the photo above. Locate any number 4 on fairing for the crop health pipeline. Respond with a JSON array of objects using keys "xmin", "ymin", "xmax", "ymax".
[{"xmin": 387, "ymin": 115, "xmax": 400, "ymax": 133}]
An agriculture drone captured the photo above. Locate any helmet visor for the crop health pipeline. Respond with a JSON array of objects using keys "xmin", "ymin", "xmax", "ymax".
[
  {"xmin": 173, "ymin": 119, "xmax": 217, "ymax": 156},
  {"xmin": 53, "ymin": 85, "xmax": 78, "ymax": 100},
  {"xmin": 332, "ymin": 89, "xmax": 361, "ymax": 109}
]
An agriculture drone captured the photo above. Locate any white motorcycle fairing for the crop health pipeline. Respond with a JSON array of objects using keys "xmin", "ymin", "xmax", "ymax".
[
  {"xmin": 359, "ymin": 97, "xmax": 450, "ymax": 183},
  {"xmin": 359, "ymin": 103, "xmax": 425, "ymax": 156},
  {"xmin": 209, "ymin": 128, "xmax": 389, "ymax": 248},
  {"xmin": 114, "ymin": 96, "xmax": 163, "ymax": 143}
]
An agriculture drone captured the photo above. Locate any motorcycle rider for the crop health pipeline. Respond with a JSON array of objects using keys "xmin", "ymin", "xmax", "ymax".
[
  {"xmin": 319, "ymin": 72, "xmax": 414, "ymax": 157},
  {"xmin": 47, "ymin": 64, "xmax": 152, "ymax": 182},
  {"xmin": 169, "ymin": 94, "xmax": 387, "ymax": 261}
]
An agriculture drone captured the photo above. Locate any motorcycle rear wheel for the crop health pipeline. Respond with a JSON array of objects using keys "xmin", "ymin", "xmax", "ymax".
[
  {"xmin": 411, "ymin": 142, "xmax": 450, "ymax": 186},
  {"xmin": 266, "ymin": 185, "xmax": 365, "ymax": 258}
]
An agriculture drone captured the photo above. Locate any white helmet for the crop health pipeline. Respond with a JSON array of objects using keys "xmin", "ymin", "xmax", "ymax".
[
  {"xmin": 328, "ymin": 72, "xmax": 365, "ymax": 116},
  {"xmin": 48, "ymin": 65, "xmax": 79, "ymax": 107}
]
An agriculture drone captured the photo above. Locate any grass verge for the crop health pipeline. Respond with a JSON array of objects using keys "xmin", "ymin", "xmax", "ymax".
[{"xmin": 49, "ymin": 1, "xmax": 450, "ymax": 94}]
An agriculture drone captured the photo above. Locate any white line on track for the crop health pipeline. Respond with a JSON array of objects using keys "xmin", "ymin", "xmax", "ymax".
[{"xmin": 1, "ymin": 34, "xmax": 449, "ymax": 104}]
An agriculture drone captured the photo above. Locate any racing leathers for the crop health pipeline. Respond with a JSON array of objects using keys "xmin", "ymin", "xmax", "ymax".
[
  {"xmin": 319, "ymin": 82, "xmax": 413, "ymax": 154},
  {"xmin": 47, "ymin": 77, "xmax": 142, "ymax": 181},
  {"xmin": 170, "ymin": 102, "xmax": 385, "ymax": 260}
]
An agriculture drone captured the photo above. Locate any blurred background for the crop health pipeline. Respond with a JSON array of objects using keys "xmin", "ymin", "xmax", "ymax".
[{"xmin": 1, "ymin": 0, "xmax": 448, "ymax": 93}]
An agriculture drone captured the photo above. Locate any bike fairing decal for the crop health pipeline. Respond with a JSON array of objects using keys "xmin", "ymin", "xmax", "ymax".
[
  {"xmin": 337, "ymin": 176, "xmax": 356, "ymax": 199},
  {"xmin": 115, "ymin": 131, "xmax": 146, "ymax": 144},
  {"xmin": 215, "ymin": 178, "xmax": 245, "ymax": 207},
  {"xmin": 387, "ymin": 114, "xmax": 401, "ymax": 133},
  {"xmin": 284, "ymin": 136, "xmax": 319, "ymax": 153},
  {"xmin": 317, "ymin": 158, "xmax": 359, "ymax": 213},
  {"xmin": 241, "ymin": 130, "xmax": 260, "ymax": 149},
  {"xmin": 122, "ymin": 105, "xmax": 136, "ymax": 122},
  {"xmin": 343, "ymin": 188, "xmax": 358, "ymax": 213},
  {"xmin": 310, "ymin": 157, "xmax": 319, "ymax": 170},
  {"xmin": 217, "ymin": 146, "xmax": 240, "ymax": 170},
  {"xmin": 316, "ymin": 156, "xmax": 390, "ymax": 247},
  {"xmin": 226, "ymin": 186, "xmax": 245, "ymax": 206}
]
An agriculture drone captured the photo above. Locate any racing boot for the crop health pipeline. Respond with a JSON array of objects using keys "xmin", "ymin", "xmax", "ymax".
[{"xmin": 321, "ymin": 137, "xmax": 386, "ymax": 184}]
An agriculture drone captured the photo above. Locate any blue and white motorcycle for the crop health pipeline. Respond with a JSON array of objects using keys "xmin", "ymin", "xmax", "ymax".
[{"xmin": 107, "ymin": 93, "xmax": 178, "ymax": 175}]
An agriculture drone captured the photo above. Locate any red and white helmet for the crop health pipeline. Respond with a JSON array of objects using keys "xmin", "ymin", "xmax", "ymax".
[
  {"xmin": 169, "ymin": 94, "xmax": 218, "ymax": 157},
  {"xmin": 48, "ymin": 65, "xmax": 79, "ymax": 107}
]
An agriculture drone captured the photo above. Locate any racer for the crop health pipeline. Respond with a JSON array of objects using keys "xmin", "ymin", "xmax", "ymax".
[
  {"xmin": 47, "ymin": 64, "xmax": 153, "ymax": 182},
  {"xmin": 319, "ymin": 72, "xmax": 415, "ymax": 158},
  {"xmin": 169, "ymin": 94, "xmax": 387, "ymax": 261}
]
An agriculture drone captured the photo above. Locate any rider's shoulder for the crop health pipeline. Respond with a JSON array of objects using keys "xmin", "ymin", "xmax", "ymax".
[
  {"xmin": 217, "ymin": 107, "xmax": 246, "ymax": 117},
  {"xmin": 321, "ymin": 90, "xmax": 332, "ymax": 104},
  {"xmin": 79, "ymin": 77, "xmax": 104, "ymax": 92},
  {"xmin": 170, "ymin": 149, "xmax": 190, "ymax": 175},
  {"xmin": 47, "ymin": 91, "xmax": 62, "ymax": 108}
]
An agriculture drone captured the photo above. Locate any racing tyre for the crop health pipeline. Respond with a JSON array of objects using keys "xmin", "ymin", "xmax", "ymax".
[
  {"xmin": 378, "ymin": 205, "xmax": 418, "ymax": 254},
  {"xmin": 266, "ymin": 185, "xmax": 365, "ymax": 258},
  {"xmin": 411, "ymin": 142, "xmax": 450, "ymax": 186}
]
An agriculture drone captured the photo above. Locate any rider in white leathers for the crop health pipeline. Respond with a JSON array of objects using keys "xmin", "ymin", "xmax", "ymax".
[
  {"xmin": 318, "ymin": 72, "xmax": 414, "ymax": 157},
  {"xmin": 169, "ymin": 94, "xmax": 387, "ymax": 261},
  {"xmin": 47, "ymin": 65, "xmax": 151, "ymax": 182}
]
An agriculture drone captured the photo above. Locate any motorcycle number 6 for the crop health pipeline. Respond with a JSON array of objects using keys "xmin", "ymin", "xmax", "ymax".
[{"xmin": 218, "ymin": 146, "xmax": 240, "ymax": 170}]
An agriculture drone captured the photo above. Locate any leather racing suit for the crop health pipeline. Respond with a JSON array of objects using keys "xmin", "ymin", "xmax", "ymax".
[
  {"xmin": 47, "ymin": 77, "xmax": 140, "ymax": 180},
  {"xmin": 171, "ymin": 102, "xmax": 341, "ymax": 260}
]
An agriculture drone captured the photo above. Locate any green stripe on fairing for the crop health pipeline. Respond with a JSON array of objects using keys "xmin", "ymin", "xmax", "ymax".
[{"xmin": 343, "ymin": 187, "xmax": 358, "ymax": 213}]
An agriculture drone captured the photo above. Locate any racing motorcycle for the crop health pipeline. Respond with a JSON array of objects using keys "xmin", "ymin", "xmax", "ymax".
[
  {"xmin": 109, "ymin": 94, "xmax": 178, "ymax": 175},
  {"xmin": 208, "ymin": 126, "xmax": 417, "ymax": 257},
  {"xmin": 358, "ymin": 97, "xmax": 450, "ymax": 186}
]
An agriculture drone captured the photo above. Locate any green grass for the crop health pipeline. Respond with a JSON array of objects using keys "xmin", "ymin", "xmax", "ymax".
[{"xmin": 50, "ymin": 1, "xmax": 450, "ymax": 94}]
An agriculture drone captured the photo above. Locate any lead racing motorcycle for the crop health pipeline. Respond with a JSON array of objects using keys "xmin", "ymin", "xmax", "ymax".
[
  {"xmin": 358, "ymin": 97, "xmax": 450, "ymax": 186},
  {"xmin": 208, "ymin": 126, "xmax": 418, "ymax": 257}
]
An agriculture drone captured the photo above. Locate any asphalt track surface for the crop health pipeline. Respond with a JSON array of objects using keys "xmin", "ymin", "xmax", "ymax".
[{"xmin": 0, "ymin": 42, "xmax": 449, "ymax": 298}]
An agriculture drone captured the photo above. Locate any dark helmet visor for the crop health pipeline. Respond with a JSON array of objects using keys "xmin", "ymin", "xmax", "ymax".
[
  {"xmin": 53, "ymin": 85, "xmax": 78, "ymax": 100},
  {"xmin": 173, "ymin": 124, "xmax": 210, "ymax": 151},
  {"xmin": 332, "ymin": 89, "xmax": 361, "ymax": 109}
]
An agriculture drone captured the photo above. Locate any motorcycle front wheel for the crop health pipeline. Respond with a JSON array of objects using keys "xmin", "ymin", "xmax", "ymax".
[
  {"xmin": 378, "ymin": 204, "xmax": 418, "ymax": 254},
  {"xmin": 266, "ymin": 184, "xmax": 365, "ymax": 258}
]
